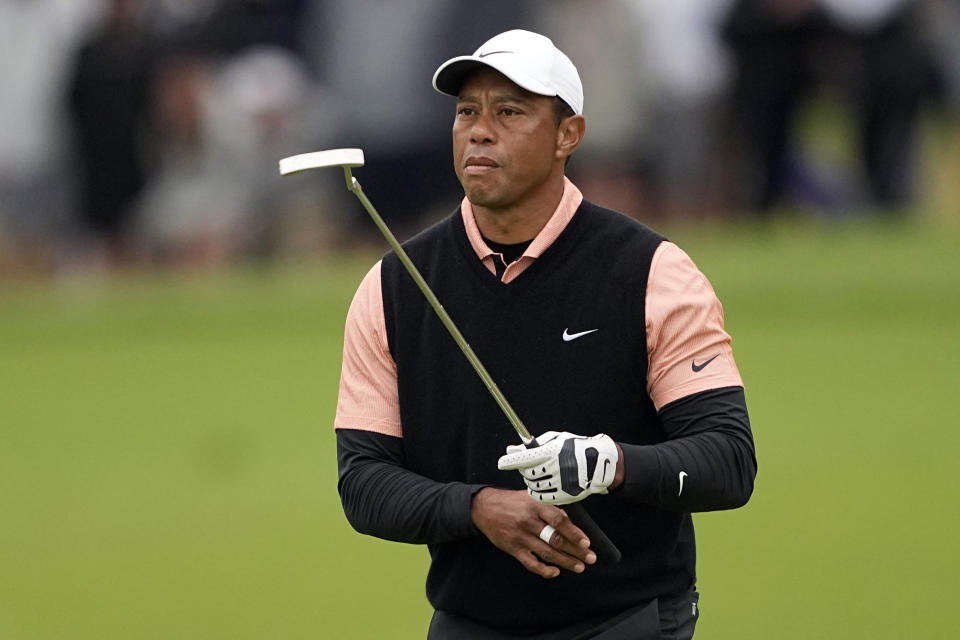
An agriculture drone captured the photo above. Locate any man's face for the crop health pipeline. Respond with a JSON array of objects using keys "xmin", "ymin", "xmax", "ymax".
[{"xmin": 452, "ymin": 69, "xmax": 562, "ymax": 213}]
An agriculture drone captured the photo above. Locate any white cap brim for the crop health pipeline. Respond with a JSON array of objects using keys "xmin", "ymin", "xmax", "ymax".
[{"xmin": 432, "ymin": 55, "xmax": 558, "ymax": 103}]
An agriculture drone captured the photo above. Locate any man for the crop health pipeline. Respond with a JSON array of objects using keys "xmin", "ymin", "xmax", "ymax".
[{"xmin": 336, "ymin": 29, "xmax": 757, "ymax": 639}]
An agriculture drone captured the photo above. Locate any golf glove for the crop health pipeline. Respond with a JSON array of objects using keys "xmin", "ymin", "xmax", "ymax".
[{"xmin": 497, "ymin": 431, "xmax": 619, "ymax": 505}]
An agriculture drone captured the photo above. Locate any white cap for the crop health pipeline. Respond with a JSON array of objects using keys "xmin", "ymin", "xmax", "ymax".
[{"xmin": 432, "ymin": 29, "xmax": 584, "ymax": 115}]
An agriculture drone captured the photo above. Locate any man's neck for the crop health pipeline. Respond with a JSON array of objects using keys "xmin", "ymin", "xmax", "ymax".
[{"xmin": 472, "ymin": 177, "xmax": 565, "ymax": 244}]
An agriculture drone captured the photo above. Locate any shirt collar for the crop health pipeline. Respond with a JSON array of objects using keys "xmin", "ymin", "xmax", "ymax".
[{"xmin": 461, "ymin": 176, "xmax": 583, "ymax": 262}]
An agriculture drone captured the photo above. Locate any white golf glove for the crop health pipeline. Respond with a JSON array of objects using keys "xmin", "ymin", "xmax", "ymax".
[{"xmin": 497, "ymin": 431, "xmax": 619, "ymax": 505}]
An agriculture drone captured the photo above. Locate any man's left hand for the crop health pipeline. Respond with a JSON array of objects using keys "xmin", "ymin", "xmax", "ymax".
[{"xmin": 498, "ymin": 431, "xmax": 620, "ymax": 504}]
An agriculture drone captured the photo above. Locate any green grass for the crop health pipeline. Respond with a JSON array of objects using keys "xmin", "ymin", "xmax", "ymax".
[
  {"xmin": 1, "ymin": 218, "xmax": 958, "ymax": 639},
  {"xmin": 670, "ymin": 218, "xmax": 960, "ymax": 638}
]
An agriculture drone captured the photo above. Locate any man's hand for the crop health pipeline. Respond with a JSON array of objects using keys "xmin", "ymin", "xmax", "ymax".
[
  {"xmin": 497, "ymin": 431, "xmax": 620, "ymax": 504},
  {"xmin": 471, "ymin": 488, "xmax": 597, "ymax": 579}
]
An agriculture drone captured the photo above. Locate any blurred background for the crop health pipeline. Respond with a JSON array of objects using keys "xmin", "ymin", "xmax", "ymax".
[
  {"xmin": 1, "ymin": 0, "xmax": 958, "ymax": 638},
  {"xmin": 1, "ymin": 0, "xmax": 958, "ymax": 275}
]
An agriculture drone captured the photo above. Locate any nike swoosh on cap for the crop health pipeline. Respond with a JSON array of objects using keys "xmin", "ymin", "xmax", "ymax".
[{"xmin": 478, "ymin": 50, "xmax": 514, "ymax": 58}]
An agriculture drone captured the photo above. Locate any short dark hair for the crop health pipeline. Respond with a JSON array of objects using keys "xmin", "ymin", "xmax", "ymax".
[{"xmin": 552, "ymin": 97, "xmax": 576, "ymax": 126}]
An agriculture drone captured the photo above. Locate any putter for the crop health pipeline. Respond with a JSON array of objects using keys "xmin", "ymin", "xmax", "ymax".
[{"xmin": 280, "ymin": 148, "xmax": 621, "ymax": 564}]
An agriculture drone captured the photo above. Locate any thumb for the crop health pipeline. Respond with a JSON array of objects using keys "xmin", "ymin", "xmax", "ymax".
[{"xmin": 534, "ymin": 430, "xmax": 562, "ymax": 446}]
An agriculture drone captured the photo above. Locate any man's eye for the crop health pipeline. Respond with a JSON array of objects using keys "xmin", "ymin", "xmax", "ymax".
[
  {"xmin": 500, "ymin": 108, "xmax": 518, "ymax": 116},
  {"xmin": 457, "ymin": 107, "xmax": 475, "ymax": 116}
]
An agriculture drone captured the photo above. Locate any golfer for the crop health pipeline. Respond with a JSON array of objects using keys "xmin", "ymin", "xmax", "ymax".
[{"xmin": 335, "ymin": 29, "xmax": 757, "ymax": 639}]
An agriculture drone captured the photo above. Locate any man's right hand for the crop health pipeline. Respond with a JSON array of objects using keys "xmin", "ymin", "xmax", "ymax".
[{"xmin": 470, "ymin": 487, "xmax": 598, "ymax": 579}]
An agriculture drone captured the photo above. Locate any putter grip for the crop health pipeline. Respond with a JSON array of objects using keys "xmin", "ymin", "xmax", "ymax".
[{"xmin": 563, "ymin": 502, "xmax": 621, "ymax": 565}]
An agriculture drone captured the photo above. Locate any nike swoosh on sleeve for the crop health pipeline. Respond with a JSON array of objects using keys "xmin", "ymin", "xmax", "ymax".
[{"xmin": 691, "ymin": 354, "xmax": 719, "ymax": 372}]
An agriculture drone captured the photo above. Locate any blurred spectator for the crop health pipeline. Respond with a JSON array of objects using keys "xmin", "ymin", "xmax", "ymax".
[
  {"xmin": 67, "ymin": 0, "xmax": 155, "ymax": 267},
  {"xmin": 204, "ymin": 45, "xmax": 345, "ymax": 260},
  {"xmin": 535, "ymin": 1, "xmax": 653, "ymax": 220},
  {"xmin": 723, "ymin": 0, "xmax": 831, "ymax": 212},
  {"xmin": 0, "ymin": 0, "xmax": 101, "ymax": 275},
  {"xmin": 823, "ymin": 0, "xmax": 938, "ymax": 207},
  {"xmin": 723, "ymin": 0, "xmax": 937, "ymax": 213},
  {"xmin": 921, "ymin": 0, "xmax": 960, "ymax": 111},
  {"xmin": 132, "ymin": 45, "xmax": 328, "ymax": 267},
  {"xmin": 130, "ymin": 53, "xmax": 225, "ymax": 266},
  {"xmin": 625, "ymin": 0, "xmax": 736, "ymax": 218}
]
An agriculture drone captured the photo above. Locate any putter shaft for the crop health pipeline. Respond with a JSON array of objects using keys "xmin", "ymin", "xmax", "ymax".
[
  {"xmin": 346, "ymin": 171, "xmax": 533, "ymax": 443},
  {"xmin": 284, "ymin": 159, "xmax": 620, "ymax": 564}
]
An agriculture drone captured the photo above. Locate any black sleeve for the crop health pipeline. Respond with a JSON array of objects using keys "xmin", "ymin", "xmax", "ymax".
[
  {"xmin": 336, "ymin": 428, "xmax": 487, "ymax": 544},
  {"xmin": 617, "ymin": 386, "xmax": 757, "ymax": 512}
]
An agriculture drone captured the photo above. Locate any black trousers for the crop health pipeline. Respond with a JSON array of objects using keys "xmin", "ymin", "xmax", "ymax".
[{"xmin": 426, "ymin": 586, "xmax": 699, "ymax": 640}]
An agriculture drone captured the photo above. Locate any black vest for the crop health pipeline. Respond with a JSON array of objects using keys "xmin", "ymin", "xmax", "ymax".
[{"xmin": 381, "ymin": 200, "xmax": 695, "ymax": 633}]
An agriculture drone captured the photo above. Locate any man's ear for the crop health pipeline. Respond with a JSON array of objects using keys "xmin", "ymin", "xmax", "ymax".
[{"xmin": 556, "ymin": 115, "xmax": 586, "ymax": 162}]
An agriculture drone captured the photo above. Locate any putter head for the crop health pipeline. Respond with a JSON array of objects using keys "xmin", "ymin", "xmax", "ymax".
[
  {"xmin": 279, "ymin": 148, "xmax": 366, "ymax": 191},
  {"xmin": 278, "ymin": 148, "xmax": 365, "ymax": 176}
]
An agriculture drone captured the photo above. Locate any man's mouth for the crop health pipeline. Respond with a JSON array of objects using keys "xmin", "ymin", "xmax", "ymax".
[{"xmin": 464, "ymin": 156, "xmax": 499, "ymax": 175}]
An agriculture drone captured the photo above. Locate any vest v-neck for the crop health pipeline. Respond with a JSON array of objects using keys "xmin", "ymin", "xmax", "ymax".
[{"xmin": 450, "ymin": 203, "xmax": 587, "ymax": 298}]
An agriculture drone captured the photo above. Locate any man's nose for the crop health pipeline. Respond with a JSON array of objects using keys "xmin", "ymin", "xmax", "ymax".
[{"xmin": 470, "ymin": 111, "xmax": 496, "ymax": 144}]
